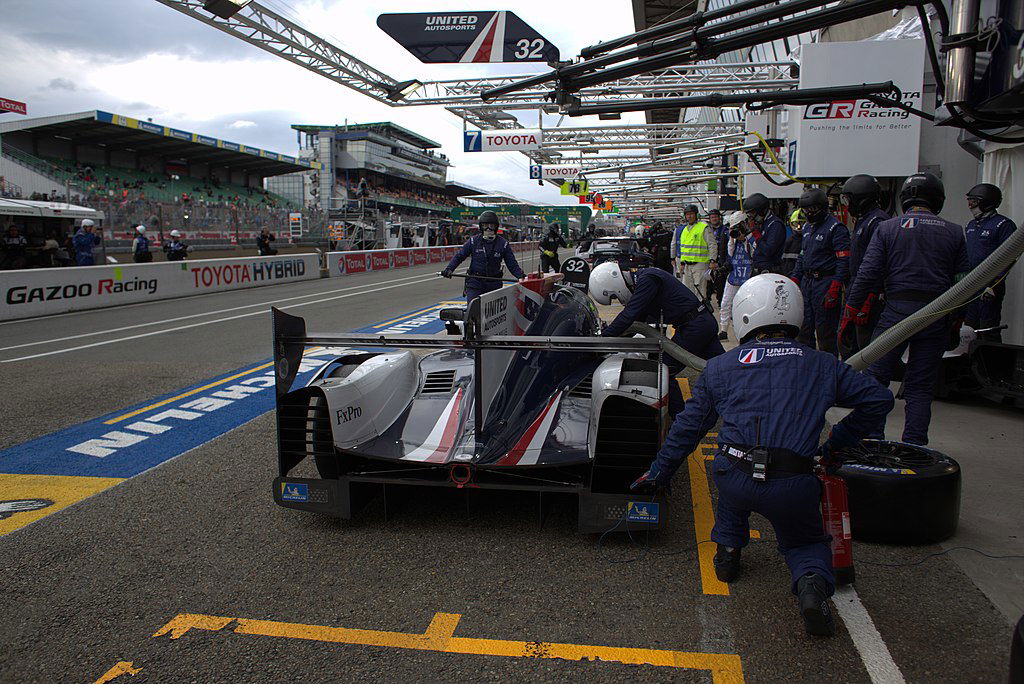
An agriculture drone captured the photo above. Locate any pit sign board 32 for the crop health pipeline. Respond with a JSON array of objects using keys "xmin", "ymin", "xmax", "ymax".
[
  {"xmin": 529, "ymin": 164, "xmax": 581, "ymax": 180},
  {"xmin": 464, "ymin": 129, "xmax": 542, "ymax": 152},
  {"xmin": 377, "ymin": 11, "xmax": 559, "ymax": 63}
]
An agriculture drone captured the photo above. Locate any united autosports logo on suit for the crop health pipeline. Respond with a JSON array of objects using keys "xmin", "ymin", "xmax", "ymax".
[{"xmin": 738, "ymin": 348, "xmax": 766, "ymax": 365}]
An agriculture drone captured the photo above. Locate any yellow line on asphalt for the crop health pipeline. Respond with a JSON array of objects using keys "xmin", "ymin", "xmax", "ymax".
[
  {"xmin": 103, "ymin": 362, "xmax": 276, "ymax": 424},
  {"xmin": 93, "ymin": 661, "xmax": 142, "ymax": 683},
  {"xmin": 154, "ymin": 612, "xmax": 744, "ymax": 681},
  {"xmin": 372, "ymin": 302, "xmax": 461, "ymax": 329}
]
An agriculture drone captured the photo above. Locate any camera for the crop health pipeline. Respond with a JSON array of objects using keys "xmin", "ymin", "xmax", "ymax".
[{"xmin": 727, "ymin": 211, "xmax": 751, "ymax": 239}]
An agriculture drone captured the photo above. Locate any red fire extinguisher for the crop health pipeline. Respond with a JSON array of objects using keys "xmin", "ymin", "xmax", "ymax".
[{"xmin": 819, "ymin": 466, "xmax": 855, "ymax": 585}]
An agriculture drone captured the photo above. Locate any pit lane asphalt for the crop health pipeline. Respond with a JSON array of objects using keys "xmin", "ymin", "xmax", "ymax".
[{"xmin": 0, "ymin": 257, "xmax": 1015, "ymax": 682}]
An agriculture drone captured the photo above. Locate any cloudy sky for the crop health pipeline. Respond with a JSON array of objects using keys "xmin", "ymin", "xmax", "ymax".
[{"xmin": 0, "ymin": 0, "xmax": 645, "ymax": 204}]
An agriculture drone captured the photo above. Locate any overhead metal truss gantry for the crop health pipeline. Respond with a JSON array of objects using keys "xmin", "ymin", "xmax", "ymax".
[{"xmin": 153, "ymin": 0, "xmax": 791, "ymax": 198}]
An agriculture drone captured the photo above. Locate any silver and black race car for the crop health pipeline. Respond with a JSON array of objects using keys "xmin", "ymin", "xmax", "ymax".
[{"xmin": 271, "ymin": 276, "xmax": 673, "ymax": 531}]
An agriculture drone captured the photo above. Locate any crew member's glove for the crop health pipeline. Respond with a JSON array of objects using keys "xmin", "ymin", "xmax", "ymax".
[
  {"xmin": 838, "ymin": 304, "xmax": 858, "ymax": 340},
  {"xmin": 856, "ymin": 293, "xmax": 877, "ymax": 324},
  {"xmin": 824, "ymin": 280, "xmax": 843, "ymax": 309},
  {"xmin": 789, "ymin": 275, "xmax": 801, "ymax": 286},
  {"xmin": 630, "ymin": 467, "xmax": 671, "ymax": 495},
  {"xmin": 441, "ymin": 268, "xmax": 453, "ymax": 278},
  {"xmin": 820, "ymin": 422, "xmax": 859, "ymax": 467}
]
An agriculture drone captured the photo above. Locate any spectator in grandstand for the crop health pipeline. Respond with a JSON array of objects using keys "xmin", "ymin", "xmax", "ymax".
[
  {"xmin": 256, "ymin": 228, "xmax": 278, "ymax": 256},
  {"xmin": 163, "ymin": 229, "xmax": 191, "ymax": 261},
  {"xmin": 73, "ymin": 219, "xmax": 102, "ymax": 266},
  {"xmin": 1, "ymin": 225, "xmax": 29, "ymax": 270},
  {"xmin": 132, "ymin": 225, "xmax": 153, "ymax": 263}
]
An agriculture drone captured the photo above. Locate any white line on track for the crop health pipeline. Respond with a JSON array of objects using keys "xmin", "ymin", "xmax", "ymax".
[
  {"xmin": 1, "ymin": 275, "xmax": 438, "ymax": 363},
  {"xmin": 833, "ymin": 585, "xmax": 905, "ymax": 684},
  {"xmin": 0, "ymin": 272, "xmax": 433, "ymax": 352}
]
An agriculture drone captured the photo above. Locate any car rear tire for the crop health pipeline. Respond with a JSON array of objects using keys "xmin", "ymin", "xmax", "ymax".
[{"xmin": 837, "ymin": 440, "xmax": 961, "ymax": 545}]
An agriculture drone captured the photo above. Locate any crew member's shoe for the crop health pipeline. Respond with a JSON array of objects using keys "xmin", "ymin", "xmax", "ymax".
[
  {"xmin": 718, "ymin": 331, "xmax": 728, "ymax": 341},
  {"xmin": 713, "ymin": 544, "xmax": 741, "ymax": 582},
  {"xmin": 797, "ymin": 573, "xmax": 836, "ymax": 637}
]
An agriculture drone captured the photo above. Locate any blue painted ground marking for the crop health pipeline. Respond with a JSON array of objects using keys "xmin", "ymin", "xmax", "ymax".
[{"xmin": 0, "ymin": 303, "xmax": 452, "ymax": 479}]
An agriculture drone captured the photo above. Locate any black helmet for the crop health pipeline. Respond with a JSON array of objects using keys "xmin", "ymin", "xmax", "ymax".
[
  {"xmin": 478, "ymin": 210, "xmax": 499, "ymax": 227},
  {"xmin": 548, "ymin": 222, "xmax": 561, "ymax": 232},
  {"xmin": 798, "ymin": 188, "xmax": 829, "ymax": 222},
  {"xmin": 966, "ymin": 183, "xmax": 1001, "ymax": 212},
  {"xmin": 708, "ymin": 208, "xmax": 722, "ymax": 217},
  {"xmin": 841, "ymin": 174, "xmax": 881, "ymax": 215},
  {"xmin": 684, "ymin": 204, "xmax": 699, "ymax": 215},
  {"xmin": 653, "ymin": 221, "xmax": 664, "ymax": 231},
  {"xmin": 743, "ymin": 193, "xmax": 770, "ymax": 217},
  {"xmin": 899, "ymin": 173, "xmax": 945, "ymax": 213}
]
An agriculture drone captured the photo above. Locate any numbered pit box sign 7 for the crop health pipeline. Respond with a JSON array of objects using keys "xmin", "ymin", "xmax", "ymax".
[{"xmin": 464, "ymin": 129, "xmax": 543, "ymax": 153}]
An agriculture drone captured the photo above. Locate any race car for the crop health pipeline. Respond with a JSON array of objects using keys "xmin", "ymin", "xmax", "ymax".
[
  {"xmin": 575, "ymin": 237, "xmax": 654, "ymax": 269},
  {"xmin": 271, "ymin": 274, "xmax": 673, "ymax": 532}
]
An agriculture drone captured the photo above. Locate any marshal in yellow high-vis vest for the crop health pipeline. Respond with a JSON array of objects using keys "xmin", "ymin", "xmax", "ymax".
[{"xmin": 679, "ymin": 221, "xmax": 710, "ymax": 262}]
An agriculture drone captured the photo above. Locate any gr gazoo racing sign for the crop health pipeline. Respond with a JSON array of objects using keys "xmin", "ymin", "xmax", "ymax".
[{"xmin": 464, "ymin": 129, "xmax": 542, "ymax": 152}]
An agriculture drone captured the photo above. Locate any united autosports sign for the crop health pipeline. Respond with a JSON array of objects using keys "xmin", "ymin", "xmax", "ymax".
[{"xmin": 377, "ymin": 11, "xmax": 559, "ymax": 63}]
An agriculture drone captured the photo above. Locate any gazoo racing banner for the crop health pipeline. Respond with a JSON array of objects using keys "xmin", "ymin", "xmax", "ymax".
[
  {"xmin": 377, "ymin": 11, "xmax": 559, "ymax": 63},
  {"xmin": 0, "ymin": 254, "xmax": 319, "ymax": 321}
]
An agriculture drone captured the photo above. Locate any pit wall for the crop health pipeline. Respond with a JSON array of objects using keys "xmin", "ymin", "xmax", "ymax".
[
  {"xmin": 0, "ymin": 254, "xmax": 320, "ymax": 321},
  {"xmin": 325, "ymin": 242, "xmax": 537, "ymax": 278}
]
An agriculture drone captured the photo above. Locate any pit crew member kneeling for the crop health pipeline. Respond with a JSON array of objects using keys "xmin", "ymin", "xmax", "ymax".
[
  {"xmin": 632, "ymin": 275, "xmax": 893, "ymax": 636},
  {"xmin": 442, "ymin": 210, "xmax": 526, "ymax": 303},
  {"xmin": 592, "ymin": 263, "xmax": 725, "ymax": 419}
]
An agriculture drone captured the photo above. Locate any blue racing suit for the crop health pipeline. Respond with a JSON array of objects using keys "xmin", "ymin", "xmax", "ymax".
[
  {"xmin": 72, "ymin": 229, "xmax": 101, "ymax": 266},
  {"xmin": 848, "ymin": 208, "xmax": 890, "ymax": 350},
  {"xmin": 445, "ymin": 235, "xmax": 526, "ymax": 302},
  {"xmin": 964, "ymin": 212, "xmax": 1017, "ymax": 337},
  {"xmin": 602, "ymin": 268, "xmax": 725, "ymax": 417},
  {"xmin": 751, "ymin": 212, "xmax": 786, "ymax": 274},
  {"xmin": 650, "ymin": 336, "xmax": 894, "ymax": 594},
  {"xmin": 791, "ymin": 214, "xmax": 850, "ymax": 355},
  {"xmin": 847, "ymin": 210, "xmax": 969, "ymax": 444}
]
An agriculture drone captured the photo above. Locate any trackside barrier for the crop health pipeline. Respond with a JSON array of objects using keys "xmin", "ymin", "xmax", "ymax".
[
  {"xmin": 0, "ymin": 253, "xmax": 321, "ymax": 321},
  {"xmin": 326, "ymin": 241, "xmax": 538, "ymax": 278}
]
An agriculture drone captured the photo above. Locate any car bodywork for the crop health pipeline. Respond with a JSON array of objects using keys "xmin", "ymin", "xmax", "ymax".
[
  {"xmin": 575, "ymin": 237, "xmax": 653, "ymax": 269},
  {"xmin": 271, "ymin": 274, "xmax": 672, "ymax": 531}
]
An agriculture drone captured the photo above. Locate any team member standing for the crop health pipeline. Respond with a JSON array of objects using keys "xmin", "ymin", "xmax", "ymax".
[
  {"xmin": 846, "ymin": 173, "xmax": 968, "ymax": 445},
  {"xmin": 707, "ymin": 209, "xmax": 729, "ymax": 305},
  {"xmin": 839, "ymin": 175, "xmax": 890, "ymax": 354},
  {"xmin": 164, "ymin": 229, "xmax": 190, "ymax": 261},
  {"xmin": 591, "ymin": 263, "xmax": 725, "ymax": 418},
  {"xmin": 538, "ymin": 223, "xmax": 568, "ymax": 273},
  {"xmin": 132, "ymin": 225, "xmax": 153, "ymax": 263},
  {"xmin": 790, "ymin": 189, "xmax": 850, "ymax": 355},
  {"xmin": 72, "ymin": 219, "xmax": 101, "ymax": 266},
  {"xmin": 964, "ymin": 183, "xmax": 1017, "ymax": 341},
  {"xmin": 648, "ymin": 222, "xmax": 675, "ymax": 274},
  {"xmin": 743, "ymin": 193, "xmax": 786, "ymax": 274},
  {"xmin": 257, "ymin": 227, "xmax": 278, "ymax": 256},
  {"xmin": 632, "ymin": 274, "xmax": 894, "ymax": 636},
  {"xmin": 442, "ymin": 210, "xmax": 526, "ymax": 303},
  {"xmin": 780, "ymin": 210, "xmax": 804, "ymax": 276},
  {"xmin": 675, "ymin": 204, "xmax": 718, "ymax": 297},
  {"xmin": 1, "ymin": 225, "xmax": 29, "ymax": 270},
  {"xmin": 718, "ymin": 213, "xmax": 755, "ymax": 341}
]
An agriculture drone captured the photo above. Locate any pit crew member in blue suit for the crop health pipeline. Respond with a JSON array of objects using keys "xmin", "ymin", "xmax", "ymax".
[
  {"xmin": 442, "ymin": 210, "xmax": 526, "ymax": 303},
  {"xmin": 632, "ymin": 274, "xmax": 894, "ymax": 637},
  {"xmin": 73, "ymin": 219, "xmax": 101, "ymax": 266},
  {"xmin": 790, "ymin": 188, "xmax": 851, "ymax": 355},
  {"xmin": 845, "ymin": 173, "xmax": 968, "ymax": 446},
  {"xmin": 743, "ymin": 193, "xmax": 786, "ymax": 274},
  {"xmin": 963, "ymin": 183, "xmax": 1017, "ymax": 341},
  {"xmin": 591, "ymin": 263, "xmax": 725, "ymax": 419},
  {"xmin": 839, "ymin": 174, "xmax": 890, "ymax": 354}
]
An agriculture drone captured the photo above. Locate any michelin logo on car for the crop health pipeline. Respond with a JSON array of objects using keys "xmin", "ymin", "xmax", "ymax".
[
  {"xmin": 281, "ymin": 482, "xmax": 309, "ymax": 502},
  {"xmin": 627, "ymin": 501, "xmax": 659, "ymax": 523}
]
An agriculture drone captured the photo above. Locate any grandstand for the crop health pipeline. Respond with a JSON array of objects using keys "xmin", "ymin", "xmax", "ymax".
[{"xmin": 0, "ymin": 110, "xmax": 317, "ymax": 251}]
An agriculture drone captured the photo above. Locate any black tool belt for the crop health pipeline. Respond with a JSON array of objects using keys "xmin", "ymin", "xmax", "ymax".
[
  {"xmin": 886, "ymin": 290, "xmax": 941, "ymax": 303},
  {"xmin": 720, "ymin": 443, "xmax": 814, "ymax": 480},
  {"xmin": 673, "ymin": 304, "xmax": 707, "ymax": 326},
  {"xmin": 807, "ymin": 268, "xmax": 836, "ymax": 279}
]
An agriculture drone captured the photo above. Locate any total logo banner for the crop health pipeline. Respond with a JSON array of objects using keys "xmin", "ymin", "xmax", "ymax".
[
  {"xmin": 0, "ymin": 254, "xmax": 319, "ymax": 322},
  {"xmin": 326, "ymin": 242, "xmax": 536, "ymax": 278}
]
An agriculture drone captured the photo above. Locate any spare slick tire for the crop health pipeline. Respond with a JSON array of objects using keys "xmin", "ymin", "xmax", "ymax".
[{"xmin": 836, "ymin": 440, "xmax": 961, "ymax": 545}]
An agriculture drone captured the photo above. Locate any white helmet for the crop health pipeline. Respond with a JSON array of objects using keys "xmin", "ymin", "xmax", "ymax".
[
  {"xmin": 81, "ymin": 219, "xmax": 95, "ymax": 228},
  {"xmin": 732, "ymin": 274, "xmax": 803, "ymax": 342},
  {"xmin": 170, "ymin": 229, "xmax": 181, "ymax": 237},
  {"xmin": 726, "ymin": 211, "xmax": 746, "ymax": 229},
  {"xmin": 135, "ymin": 224, "xmax": 146, "ymax": 234},
  {"xmin": 588, "ymin": 261, "xmax": 634, "ymax": 305}
]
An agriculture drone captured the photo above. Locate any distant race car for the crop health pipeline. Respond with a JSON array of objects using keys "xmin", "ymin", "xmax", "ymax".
[
  {"xmin": 575, "ymin": 237, "xmax": 653, "ymax": 269},
  {"xmin": 271, "ymin": 273, "xmax": 672, "ymax": 532}
]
